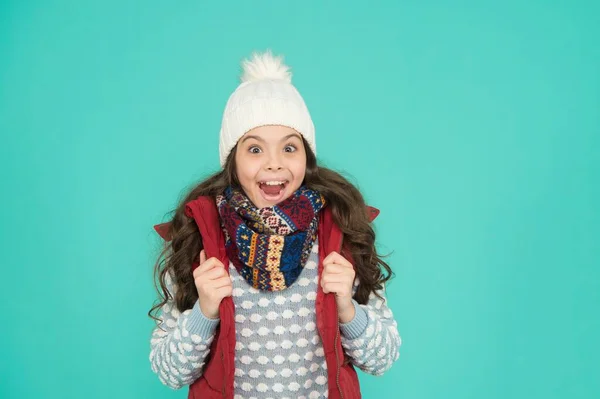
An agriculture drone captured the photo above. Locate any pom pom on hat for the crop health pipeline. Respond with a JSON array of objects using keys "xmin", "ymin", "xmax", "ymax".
[
  {"xmin": 218, "ymin": 50, "xmax": 316, "ymax": 167},
  {"xmin": 241, "ymin": 50, "xmax": 292, "ymax": 83}
]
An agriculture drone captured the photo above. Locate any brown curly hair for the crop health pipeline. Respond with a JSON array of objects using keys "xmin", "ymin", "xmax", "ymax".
[{"xmin": 148, "ymin": 138, "xmax": 394, "ymax": 324}]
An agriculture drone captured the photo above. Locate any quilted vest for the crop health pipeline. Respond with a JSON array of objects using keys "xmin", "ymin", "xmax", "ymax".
[{"xmin": 154, "ymin": 196, "xmax": 380, "ymax": 399}]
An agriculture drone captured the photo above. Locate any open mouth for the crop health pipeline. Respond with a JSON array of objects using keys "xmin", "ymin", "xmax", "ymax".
[{"xmin": 258, "ymin": 180, "xmax": 289, "ymax": 201}]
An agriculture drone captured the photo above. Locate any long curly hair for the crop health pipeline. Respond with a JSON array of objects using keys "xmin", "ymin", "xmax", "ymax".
[{"xmin": 148, "ymin": 138, "xmax": 394, "ymax": 323}]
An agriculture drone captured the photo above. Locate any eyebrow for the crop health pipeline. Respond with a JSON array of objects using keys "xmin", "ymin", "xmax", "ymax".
[{"xmin": 240, "ymin": 133, "xmax": 302, "ymax": 144}]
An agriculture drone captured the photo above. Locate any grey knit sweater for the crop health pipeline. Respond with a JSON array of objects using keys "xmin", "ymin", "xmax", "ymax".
[{"xmin": 149, "ymin": 240, "xmax": 401, "ymax": 398}]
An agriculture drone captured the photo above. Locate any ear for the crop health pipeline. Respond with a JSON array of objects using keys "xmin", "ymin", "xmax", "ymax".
[
  {"xmin": 154, "ymin": 222, "xmax": 172, "ymax": 242},
  {"xmin": 367, "ymin": 206, "xmax": 380, "ymax": 222}
]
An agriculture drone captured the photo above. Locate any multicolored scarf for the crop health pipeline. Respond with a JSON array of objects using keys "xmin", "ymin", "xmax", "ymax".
[{"xmin": 216, "ymin": 185, "xmax": 326, "ymax": 291}]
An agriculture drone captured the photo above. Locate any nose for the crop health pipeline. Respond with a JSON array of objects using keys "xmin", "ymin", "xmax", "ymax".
[{"xmin": 264, "ymin": 151, "xmax": 283, "ymax": 171}]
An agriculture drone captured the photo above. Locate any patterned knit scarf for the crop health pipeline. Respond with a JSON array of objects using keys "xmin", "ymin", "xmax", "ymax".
[{"xmin": 216, "ymin": 185, "xmax": 326, "ymax": 291}]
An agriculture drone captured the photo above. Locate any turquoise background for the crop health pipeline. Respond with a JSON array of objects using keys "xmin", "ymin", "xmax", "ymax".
[{"xmin": 1, "ymin": 1, "xmax": 598, "ymax": 398}]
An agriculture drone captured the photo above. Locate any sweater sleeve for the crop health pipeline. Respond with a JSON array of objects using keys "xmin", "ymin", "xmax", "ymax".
[
  {"xmin": 149, "ymin": 272, "xmax": 220, "ymax": 389},
  {"xmin": 338, "ymin": 281, "xmax": 401, "ymax": 376}
]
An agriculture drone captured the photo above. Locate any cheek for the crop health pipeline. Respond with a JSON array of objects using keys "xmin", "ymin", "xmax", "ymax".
[
  {"xmin": 295, "ymin": 168, "xmax": 306, "ymax": 183},
  {"xmin": 236, "ymin": 167, "xmax": 253, "ymax": 187},
  {"xmin": 286, "ymin": 164, "xmax": 306, "ymax": 192},
  {"xmin": 291, "ymin": 158, "xmax": 307, "ymax": 181},
  {"xmin": 235, "ymin": 159, "xmax": 260, "ymax": 187}
]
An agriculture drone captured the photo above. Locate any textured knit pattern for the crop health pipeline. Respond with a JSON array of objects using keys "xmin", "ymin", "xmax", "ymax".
[
  {"xmin": 149, "ymin": 241, "xmax": 401, "ymax": 398},
  {"xmin": 216, "ymin": 186, "xmax": 325, "ymax": 291}
]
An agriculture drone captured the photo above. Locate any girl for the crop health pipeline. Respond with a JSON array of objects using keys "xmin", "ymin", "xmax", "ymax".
[{"xmin": 148, "ymin": 51, "xmax": 401, "ymax": 399}]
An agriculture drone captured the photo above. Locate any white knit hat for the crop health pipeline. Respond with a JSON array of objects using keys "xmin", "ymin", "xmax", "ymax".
[{"xmin": 218, "ymin": 50, "xmax": 316, "ymax": 167}]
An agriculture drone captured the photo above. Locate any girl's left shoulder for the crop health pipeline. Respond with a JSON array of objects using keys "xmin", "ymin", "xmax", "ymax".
[
  {"xmin": 154, "ymin": 222, "xmax": 172, "ymax": 241},
  {"xmin": 367, "ymin": 206, "xmax": 380, "ymax": 222}
]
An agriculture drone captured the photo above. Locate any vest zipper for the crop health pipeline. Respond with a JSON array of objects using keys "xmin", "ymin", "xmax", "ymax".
[
  {"xmin": 333, "ymin": 235, "xmax": 344, "ymax": 399},
  {"xmin": 334, "ymin": 317, "xmax": 344, "ymax": 399}
]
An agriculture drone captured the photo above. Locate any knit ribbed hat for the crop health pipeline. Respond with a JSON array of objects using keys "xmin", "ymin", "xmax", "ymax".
[{"xmin": 218, "ymin": 50, "xmax": 316, "ymax": 167}]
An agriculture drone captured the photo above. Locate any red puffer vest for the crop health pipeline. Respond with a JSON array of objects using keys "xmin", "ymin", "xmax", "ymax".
[{"xmin": 154, "ymin": 196, "xmax": 380, "ymax": 399}]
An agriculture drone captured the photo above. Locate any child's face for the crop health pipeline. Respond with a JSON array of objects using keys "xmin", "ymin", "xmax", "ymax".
[{"xmin": 235, "ymin": 125, "xmax": 306, "ymax": 208}]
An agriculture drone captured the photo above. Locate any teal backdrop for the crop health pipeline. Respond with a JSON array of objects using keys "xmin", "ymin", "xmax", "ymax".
[{"xmin": 1, "ymin": 1, "xmax": 598, "ymax": 398}]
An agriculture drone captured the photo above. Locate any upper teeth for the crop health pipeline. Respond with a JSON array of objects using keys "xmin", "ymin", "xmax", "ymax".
[{"xmin": 263, "ymin": 181, "xmax": 285, "ymax": 185}]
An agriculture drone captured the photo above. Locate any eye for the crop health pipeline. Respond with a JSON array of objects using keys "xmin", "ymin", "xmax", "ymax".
[
  {"xmin": 284, "ymin": 144, "xmax": 297, "ymax": 153},
  {"xmin": 249, "ymin": 146, "xmax": 262, "ymax": 154}
]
